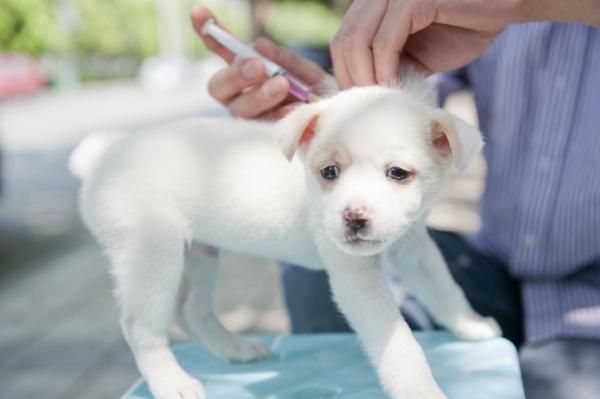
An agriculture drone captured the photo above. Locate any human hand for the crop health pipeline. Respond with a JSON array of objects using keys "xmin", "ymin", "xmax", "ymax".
[
  {"xmin": 191, "ymin": 5, "xmax": 329, "ymax": 120},
  {"xmin": 331, "ymin": 0, "xmax": 529, "ymax": 88}
]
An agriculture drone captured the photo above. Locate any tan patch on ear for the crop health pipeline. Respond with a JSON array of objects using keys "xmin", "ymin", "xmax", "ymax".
[
  {"xmin": 299, "ymin": 115, "xmax": 319, "ymax": 146},
  {"xmin": 431, "ymin": 121, "xmax": 450, "ymax": 153}
]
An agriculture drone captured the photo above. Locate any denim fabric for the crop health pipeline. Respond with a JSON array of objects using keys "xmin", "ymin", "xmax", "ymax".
[{"xmin": 520, "ymin": 338, "xmax": 600, "ymax": 399}]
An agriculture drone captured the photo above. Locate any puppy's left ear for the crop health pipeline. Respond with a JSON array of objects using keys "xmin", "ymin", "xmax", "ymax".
[
  {"xmin": 430, "ymin": 109, "xmax": 484, "ymax": 172},
  {"xmin": 274, "ymin": 102, "xmax": 325, "ymax": 161}
]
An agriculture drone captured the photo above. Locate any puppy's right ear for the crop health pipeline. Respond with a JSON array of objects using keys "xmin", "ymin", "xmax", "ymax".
[
  {"xmin": 430, "ymin": 109, "xmax": 484, "ymax": 172},
  {"xmin": 274, "ymin": 102, "xmax": 324, "ymax": 161}
]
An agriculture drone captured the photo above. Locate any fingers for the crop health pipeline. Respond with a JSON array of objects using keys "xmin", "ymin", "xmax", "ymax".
[
  {"xmin": 227, "ymin": 76, "xmax": 290, "ymax": 118},
  {"xmin": 254, "ymin": 37, "xmax": 327, "ymax": 86},
  {"xmin": 331, "ymin": 0, "xmax": 441, "ymax": 87},
  {"xmin": 331, "ymin": 0, "xmax": 388, "ymax": 88},
  {"xmin": 208, "ymin": 58, "xmax": 290, "ymax": 118},
  {"xmin": 260, "ymin": 102, "xmax": 300, "ymax": 121},
  {"xmin": 371, "ymin": 0, "xmax": 412, "ymax": 84},
  {"xmin": 192, "ymin": 6, "xmax": 324, "ymax": 119},
  {"xmin": 341, "ymin": 0, "xmax": 387, "ymax": 86},
  {"xmin": 191, "ymin": 5, "xmax": 326, "ymax": 87},
  {"xmin": 208, "ymin": 58, "xmax": 266, "ymax": 103},
  {"xmin": 206, "ymin": 36, "xmax": 325, "ymax": 118},
  {"xmin": 190, "ymin": 5, "xmax": 235, "ymax": 63},
  {"xmin": 330, "ymin": 35, "xmax": 352, "ymax": 89},
  {"xmin": 372, "ymin": 0, "xmax": 439, "ymax": 82}
]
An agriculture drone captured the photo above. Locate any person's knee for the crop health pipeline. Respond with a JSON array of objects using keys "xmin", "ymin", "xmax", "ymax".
[{"xmin": 520, "ymin": 339, "xmax": 600, "ymax": 399}]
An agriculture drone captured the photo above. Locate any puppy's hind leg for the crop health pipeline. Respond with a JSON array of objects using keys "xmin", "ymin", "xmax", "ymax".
[
  {"xmin": 112, "ymin": 225, "xmax": 205, "ymax": 399},
  {"xmin": 179, "ymin": 242, "xmax": 271, "ymax": 362}
]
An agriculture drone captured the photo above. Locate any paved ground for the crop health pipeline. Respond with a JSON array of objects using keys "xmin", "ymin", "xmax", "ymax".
[{"xmin": 0, "ymin": 72, "xmax": 483, "ymax": 398}]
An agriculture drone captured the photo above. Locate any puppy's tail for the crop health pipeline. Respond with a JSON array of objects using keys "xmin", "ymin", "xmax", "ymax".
[{"xmin": 69, "ymin": 130, "xmax": 128, "ymax": 179}]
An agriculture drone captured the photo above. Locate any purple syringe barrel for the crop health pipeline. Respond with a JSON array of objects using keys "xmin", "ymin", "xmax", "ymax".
[{"xmin": 274, "ymin": 70, "xmax": 314, "ymax": 103}]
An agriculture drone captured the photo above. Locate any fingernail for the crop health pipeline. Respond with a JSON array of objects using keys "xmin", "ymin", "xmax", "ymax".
[
  {"xmin": 190, "ymin": 4, "xmax": 203, "ymax": 20},
  {"xmin": 265, "ymin": 77, "xmax": 287, "ymax": 98},
  {"xmin": 242, "ymin": 60, "xmax": 259, "ymax": 80}
]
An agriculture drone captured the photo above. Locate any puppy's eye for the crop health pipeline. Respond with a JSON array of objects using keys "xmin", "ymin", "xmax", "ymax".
[
  {"xmin": 386, "ymin": 166, "xmax": 410, "ymax": 181},
  {"xmin": 321, "ymin": 165, "xmax": 340, "ymax": 180}
]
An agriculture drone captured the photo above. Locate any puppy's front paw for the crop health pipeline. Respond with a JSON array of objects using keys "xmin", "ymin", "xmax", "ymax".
[
  {"xmin": 149, "ymin": 372, "xmax": 205, "ymax": 399},
  {"xmin": 211, "ymin": 335, "xmax": 272, "ymax": 363},
  {"xmin": 453, "ymin": 316, "xmax": 501, "ymax": 340},
  {"xmin": 385, "ymin": 380, "xmax": 448, "ymax": 399}
]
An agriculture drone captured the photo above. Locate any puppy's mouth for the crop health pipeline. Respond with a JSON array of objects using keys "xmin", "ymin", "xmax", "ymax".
[
  {"xmin": 335, "ymin": 233, "xmax": 389, "ymax": 256},
  {"xmin": 344, "ymin": 236, "xmax": 382, "ymax": 245}
]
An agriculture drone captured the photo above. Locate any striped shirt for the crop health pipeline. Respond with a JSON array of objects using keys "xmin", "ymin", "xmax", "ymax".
[{"xmin": 437, "ymin": 22, "xmax": 600, "ymax": 342}]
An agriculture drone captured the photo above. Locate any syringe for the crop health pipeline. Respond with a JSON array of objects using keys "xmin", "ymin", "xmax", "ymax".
[{"xmin": 201, "ymin": 19, "xmax": 317, "ymax": 103}]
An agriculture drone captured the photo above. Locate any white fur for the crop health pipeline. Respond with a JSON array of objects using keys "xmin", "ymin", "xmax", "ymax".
[{"xmin": 72, "ymin": 77, "xmax": 499, "ymax": 399}]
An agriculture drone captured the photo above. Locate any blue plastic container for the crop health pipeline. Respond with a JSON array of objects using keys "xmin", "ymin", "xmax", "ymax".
[{"xmin": 122, "ymin": 332, "xmax": 525, "ymax": 399}]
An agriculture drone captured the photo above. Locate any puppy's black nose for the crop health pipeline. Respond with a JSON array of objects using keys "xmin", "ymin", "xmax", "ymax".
[
  {"xmin": 344, "ymin": 208, "xmax": 369, "ymax": 232},
  {"xmin": 349, "ymin": 218, "xmax": 367, "ymax": 232}
]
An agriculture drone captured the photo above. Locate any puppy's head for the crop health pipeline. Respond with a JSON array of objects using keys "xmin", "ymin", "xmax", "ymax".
[{"xmin": 274, "ymin": 85, "xmax": 482, "ymax": 256}]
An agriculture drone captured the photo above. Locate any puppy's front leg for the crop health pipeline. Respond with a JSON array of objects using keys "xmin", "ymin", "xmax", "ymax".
[
  {"xmin": 319, "ymin": 244, "xmax": 446, "ymax": 399},
  {"xmin": 384, "ymin": 227, "xmax": 501, "ymax": 340}
]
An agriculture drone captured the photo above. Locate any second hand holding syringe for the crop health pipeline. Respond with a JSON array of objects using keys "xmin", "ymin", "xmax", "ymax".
[{"xmin": 201, "ymin": 19, "xmax": 317, "ymax": 103}]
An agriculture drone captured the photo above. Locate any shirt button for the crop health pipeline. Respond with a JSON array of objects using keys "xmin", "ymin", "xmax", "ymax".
[
  {"xmin": 538, "ymin": 155, "xmax": 551, "ymax": 171},
  {"xmin": 554, "ymin": 75, "xmax": 567, "ymax": 89},
  {"xmin": 522, "ymin": 233, "xmax": 537, "ymax": 248}
]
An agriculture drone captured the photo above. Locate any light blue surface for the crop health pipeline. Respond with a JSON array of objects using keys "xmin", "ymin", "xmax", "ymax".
[{"xmin": 122, "ymin": 332, "xmax": 525, "ymax": 399}]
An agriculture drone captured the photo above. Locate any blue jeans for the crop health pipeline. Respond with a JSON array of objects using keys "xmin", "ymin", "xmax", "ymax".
[{"xmin": 281, "ymin": 230, "xmax": 600, "ymax": 399}]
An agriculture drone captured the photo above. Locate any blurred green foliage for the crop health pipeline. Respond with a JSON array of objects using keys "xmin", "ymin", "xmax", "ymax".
[
  {"xmin": 0, "ymin": 0, "xmax": 68, "ymax": 56},
  {"xmin": 0, "ymin": 0, "xmax": 158, "ymax": 58},
  {"xmin": 266, "ymin": 0, "xmax": 340, "ymax": 46},
  {"xmin": 72, "ymin": 0, "xmax": 158, "ymax": 59},
  {"xmin": 0, "ymin": 0, "xmax": 340, "ymax": 81}
]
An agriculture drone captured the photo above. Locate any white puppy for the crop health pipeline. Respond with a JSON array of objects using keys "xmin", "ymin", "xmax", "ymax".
[{"xmin": 71, "ymin": 75, "xmax": 500, "ymax": 399}]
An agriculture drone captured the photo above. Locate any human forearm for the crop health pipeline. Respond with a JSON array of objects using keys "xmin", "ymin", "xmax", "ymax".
[{"xmin": 520, "ymin": 0, "xmax": 600, "ymax": 26}]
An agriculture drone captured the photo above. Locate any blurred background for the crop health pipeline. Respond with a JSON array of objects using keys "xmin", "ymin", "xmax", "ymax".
[{"xmin": 0, "ymin": 0, "xmax": 481, "ymax": 398}]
